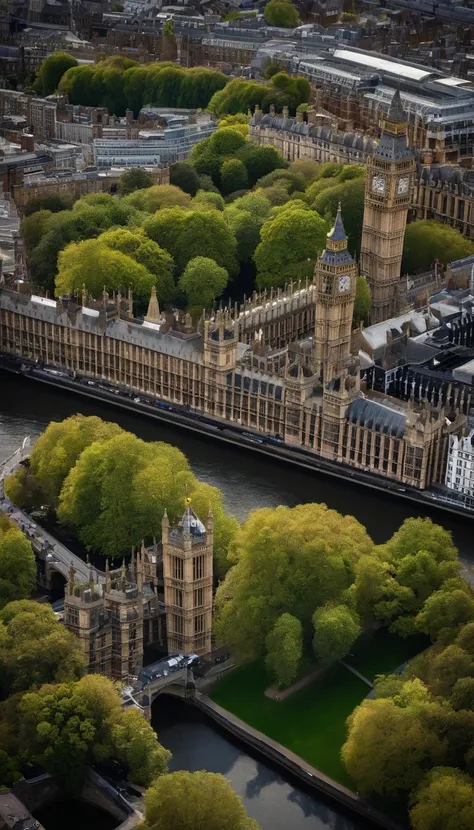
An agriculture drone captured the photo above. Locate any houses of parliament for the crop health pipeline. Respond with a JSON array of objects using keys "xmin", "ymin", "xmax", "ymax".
[{"xmin": 0, "ymin": 92, "xmax": 468, "ymax": 504}]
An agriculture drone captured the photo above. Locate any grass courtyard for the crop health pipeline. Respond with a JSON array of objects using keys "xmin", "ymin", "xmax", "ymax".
[{"xmin": 210, "ymin": 629, "xmax": 427, "ymax": 787}]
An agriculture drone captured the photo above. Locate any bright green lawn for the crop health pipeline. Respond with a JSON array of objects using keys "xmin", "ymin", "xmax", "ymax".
[
  {"xmin": 210, "ymin": 631, "xmax": 427, "ymax": 786},
  {"xmin": 210, "ymin": 661, "xmax": 366, "ymax": 786}
]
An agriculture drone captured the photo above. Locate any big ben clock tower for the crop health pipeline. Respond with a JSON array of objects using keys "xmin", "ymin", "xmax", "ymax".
[
  {"xmin": 314, "ymin": 204, "xmax": 356, "ymax": 384},
  {"xmin": 360, "ymin": 89, "xmax": 415, "ymax": 324}
]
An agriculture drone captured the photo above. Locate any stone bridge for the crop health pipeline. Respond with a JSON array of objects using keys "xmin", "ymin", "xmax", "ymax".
[
  {"xmin": 0, "ymin": 439, "xmax": 104, "ymax": 589},
  {"xmin": 125, "ymin": 658, "xmax": 195, "ymax": 719}
]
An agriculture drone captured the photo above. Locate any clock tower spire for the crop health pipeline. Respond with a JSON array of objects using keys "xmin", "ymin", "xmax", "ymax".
[
  {"xmin": 360, "ymin": 89, "xmax": 415, "ymax": 324},
  {"xmin": 314, "ymin": 203, "xmax": 356, "ymax": 384}
]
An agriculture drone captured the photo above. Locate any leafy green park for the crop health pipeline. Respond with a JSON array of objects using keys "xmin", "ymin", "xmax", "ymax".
[{"xmin": 210, "ymin": 629, "xmax": 427, "ymax": 786}]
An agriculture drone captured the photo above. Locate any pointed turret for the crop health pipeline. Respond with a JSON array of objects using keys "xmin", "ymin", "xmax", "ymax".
[
  {"xmin": 387, "ymin": 88, "xmax": 406, "ymax": 125},
  {"xmin": 318, "ymin": 203, "xmax": 353, "ymax": 266},
  {"xmin": 327, "ymin": 202, "xmax": 348, "ymax": 245},
  {"xmin": 145, "ymin": 285, "xmax": 160, "ymax": 323}
]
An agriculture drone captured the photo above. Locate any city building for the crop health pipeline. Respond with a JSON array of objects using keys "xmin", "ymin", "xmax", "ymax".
[
  {"xmin": 445, "ymin": 429, "xmax": 474, "ymax": 508},
  {"xmin": 92, "ymin": 116, "xmax": 216, "ymax": 169},
  {"xmin": 63, "ymin": 549, "xmax": 161, "ymax": 681},
  {"xmin": 162, "ymin": 505, "xmax": 213, "ymax": 656},
  {"xmin": 0, "ymin": 206, "xmax": 464, "ymax": 491}
]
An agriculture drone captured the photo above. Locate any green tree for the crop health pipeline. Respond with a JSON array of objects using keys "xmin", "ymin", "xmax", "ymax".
[
  {"xmin": 0, "ymin": 600, "xmax": 85, "ymax": 697},
  {"xmin": 215, "ymin": 503, "xmax": 373, "ymax": 661},
  {"xmin": 192, "ymin": 190, "xmax": 225, "ymax": 211},
  {"xmin": 99, "ymin": 228, "xmax": 175, "ymax": 303},
  {"xmin": 353, "ymin": 276, "xmax": 371, "ymax": 327},
  {"xmin": 30, "ymin": 414, "xmax": 123, "ymax": 506},
  {"xmin": 220, "ymin": 158, "xmax": 249, "ymax": 195},
  {"xmin": 209, "ymin": 126, "xmax": 247, "ymax": 156},
  {"xmin": 162, "ymin": 18, "xmax": 174, "ymax": 37},
  {"xmin": 263, "ymin": 59, "xmax": 282, "ymax": 79},
  {"xmin": 0, "ymin": 519, "xmax": 36, "ymax": 612},
  {"xmin": 4, "ymin": 466, "xmax": 42, "ymax": 510},
  {"xmin": 208, "ymin": 79, "xmax": 269, "ymax": 118},
  {"xmin": 35, "ymin": 51, "xmax": 78, "ymax": 95},
  {"xmin": 451, "ymin": 677, "xmax": 474, "ymax": 711},
  {"xmin": 428, "ymin": 645, "xmax": 474, "ymax": 698},
  {"xmin": 170, "ymin": 162, "xmax": 200, "ymax": 196},
  {"xmin": 111, "ymin": 708, "xmax": 170, "ymax": 786},
  {"xmin": 416, "ymin": 583, "xmax": 474, "ymax": 642},
  {"xmin": 124, "ymin": 184, "xmax": 191, "ymax": 213},
  {"xmin": 178, "ymin": 256, "xmax": 228, "ymax": 310},
  {"xmin": 24, "ymin": 193, "xmax": 73, "ymax": 217},
  {"xmin": 312, "ymin": 604, "xmax": 361, "ymax": 665},
  {"xmin": 410, "ymin": 767, "xmax": 474, "ymax": 830},
  {"xmin": 231, "ymin": 192, "xmax": 272, "ymax": 222},
  {"xmin": 224, "ymin": 207, "xmax": 260, "ymax": 262},
  {"xmin": 30, "ymin": 201, "xmax": 137, "ymax": 292},
  {"xmin": 265, "ymin": 612, "xmax": 303, "ymax": 688},
  {"xmin": 139, "ymin": 770, "xmax": 260, "ymax": 830},
  {"xmin": 236, "ymin": 144, "xmax": 286, "ymax": 187},
  {"xmin": 22, "ymin": 209, "xmax": 53, "ymax": 253},
  {"xmin": 56, "ymin": 238, "xmax": 155, "ymax": 298},
  {"xmin": 402, "ymin": 220, "xmax": 474, "ymax": 273},
  {"xmin": 342, "ymin": 693, "xmax": 445, "ymax": 797},
  {"xmin": 18, "ymin": 674, "xmax": 170, "ymax": 790},
  {"xmin": 254, "ymin": 208, "xmax": 327, "ymax": 288},
  {"xmin": 117, "ymin": 168, "xmax": 153, "ymax": 195},
  {"xmin": 289, "ymin": 159, "xmax": 321, "ymax": 184},
  {"xmin": 144, "ymin": 208, "xmax": 238, "ymax": 276},
  {"xmin": 263, "ymin": 0, "xmax": 300, "ymax": 27}
]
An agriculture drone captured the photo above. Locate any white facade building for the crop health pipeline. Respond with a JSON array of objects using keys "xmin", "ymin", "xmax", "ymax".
[
  {"xmin": 445, "ymin": 429, "xmax": 474, "ymax": 507},
  {"xmin": 93, "ymin": 120, "xmax": 216, "ymax": 169}
]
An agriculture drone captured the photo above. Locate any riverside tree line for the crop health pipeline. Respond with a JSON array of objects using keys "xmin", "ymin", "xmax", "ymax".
[{"xmin": 5, "ymin": 415, "xmax": 474, "ymax": 828}]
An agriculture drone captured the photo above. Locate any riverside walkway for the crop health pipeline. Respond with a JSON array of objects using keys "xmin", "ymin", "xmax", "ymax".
[{"xmin": 0, "ymin": 439, "xmax": 104, "ymax": 585}]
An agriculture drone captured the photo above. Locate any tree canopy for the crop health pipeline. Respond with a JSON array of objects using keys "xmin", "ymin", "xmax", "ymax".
[
  {"xmin": 0, "ymin": 600, "xmax": 85, "ymax": 698},
  {"xmin": 15, "ymin": 674, "xmax": 170, "ymax": 789},
  {"xmin": 402, "ymin": 220, "xmax": 474, "ymax": 274},
  {"xmin": 0, "ymin": 518, "xmax": 36, "ymax": 611},
  {"xmin": 353, "ymin": 275, "xmax": 371, "ymax": 327},
  {"xmin": 139, "ymin": 770, "xmax": 260, "ymax": 830},
  {"xmin": 263, "ymin": 0, "xmax": 300, "ymax": 28},
  {"xmin": 410, "ymin": 768, "xmax": 474, "ymax": 830},
  {"xmin": 117, "ymin": 168, "xmax": 153, "ymax": 195},
  {"xmin": 34, "ymin": 51, "xmax": 78, "ymax": 96},
  {"xmin": 214, "ymin": 503, "xmax": 373, "ymax": 662},
  {"xmin": 265, "ymin": 613, "xmax": 303, "ymax": 688},
  {"xmin": 178, "ymin": 256, "xmax": 228, "ymax": 310},
  {"xmin": 30, "ymin": 414, "xmax": 123, "ymax": 506},
  {"xmin": 312, "ymin": 604, "xmax": 361, "ymax": 665},
  {"xmin": 169, "ymin": 162, "xmax": 201, "ymax": 196},
  {"xmin": 254, "ymin": 207, "xmax": 327, "ymax": 288},
  {"xmin": 59, "ymin": 59, "xmax": 227, "ymax": 115},
  {"xmin": 144, "ymin": 207, "xmax": 238, "ymax": 276}
]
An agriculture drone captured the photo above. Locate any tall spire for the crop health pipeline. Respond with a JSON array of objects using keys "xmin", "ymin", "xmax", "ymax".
[
  {"xmin": 387, "ymin": 88, "xmax": 406, "ymax": 125},
  {"xmin": 327, "ymin": 202, "xmax": 347, "ymax": 245},
  {"xmin": 145, "ymin": 285, "xmax": 160, "ymax": 323}
]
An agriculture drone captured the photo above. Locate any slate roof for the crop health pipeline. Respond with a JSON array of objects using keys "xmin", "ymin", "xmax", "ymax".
[{"xmin": 348, "ymin": 397, "xmax": 406, "ymax": 437}]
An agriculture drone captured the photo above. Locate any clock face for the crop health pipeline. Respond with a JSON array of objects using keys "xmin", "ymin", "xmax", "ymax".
[
  {"xmin": 338, "ymin": 275, "xmax": 351, "ymax": 293},
  {"xmin": 372, "ymin": 174, "xmax": 386, "ymax": 195},
  {"xmin": 397, "ymin": 176, "xmax": 410, "ymax": 195}
]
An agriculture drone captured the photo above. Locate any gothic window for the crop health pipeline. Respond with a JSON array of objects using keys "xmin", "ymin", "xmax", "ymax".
[
  {"xmin": 193, "ymin": 555, "xmax": 204, "ymax": 581},
  {"xmin": 172, "ymin": 556, "xmax": 183, "ymax": 581},
  {"xmin": 194, "ymin": 614, "xmax": 204, "ymax": 634},
  {"xmin": 193, "ymin": 587, "xmax": 204, "ymax": 608}
]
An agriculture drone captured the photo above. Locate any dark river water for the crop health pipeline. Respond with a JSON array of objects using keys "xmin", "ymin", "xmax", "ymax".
[{"xmin": 1, "ymin": 370, "xmax": 473, "ymax": 830}]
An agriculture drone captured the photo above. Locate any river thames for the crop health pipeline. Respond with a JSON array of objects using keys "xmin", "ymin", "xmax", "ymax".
[{"xmin": 1, "ymin": 369, "xmax": 473, "ymax": 830}]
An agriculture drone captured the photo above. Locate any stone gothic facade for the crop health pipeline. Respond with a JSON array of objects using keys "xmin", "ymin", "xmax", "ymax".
[{"xmin": 0, "ymin": 205, "xmax": 462, "ymax": 492}]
